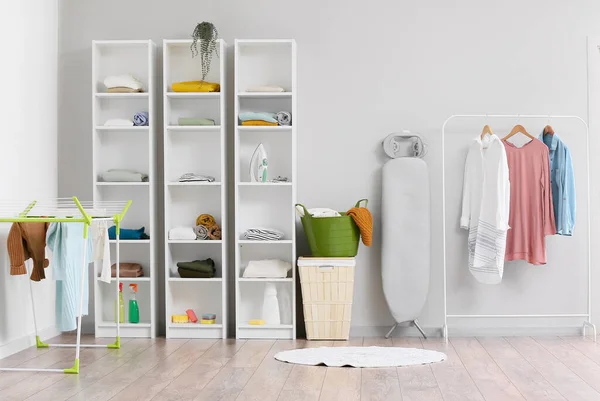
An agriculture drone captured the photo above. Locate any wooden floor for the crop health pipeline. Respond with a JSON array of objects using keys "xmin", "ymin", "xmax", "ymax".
[{"xmin": 0, "ymin": 335, "xmax": 600, "ymax": 400}]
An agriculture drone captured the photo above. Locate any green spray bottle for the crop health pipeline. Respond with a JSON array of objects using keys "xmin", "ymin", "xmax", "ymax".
[
  {"xmin": 128, "ymin": 284, "xmax": 140, "ymax": 324},
  {"xmin": 115, "ymin": 283, "xmax": 125, "ymax": 323}
]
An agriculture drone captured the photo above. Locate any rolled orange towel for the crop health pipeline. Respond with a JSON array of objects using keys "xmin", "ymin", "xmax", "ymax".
[
  {"xmin": 196, "ymin": 214, "xmax": 216, "ymax": 228},
  {"xmin": 346, "ymin": 207, "xmax": 373, "ymax": 246}
]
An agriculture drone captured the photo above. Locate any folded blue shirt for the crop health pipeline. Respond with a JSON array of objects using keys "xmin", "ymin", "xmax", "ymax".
[{"xmin": 238, "ymin": 111, "xmax": 277, "ymax": 123}]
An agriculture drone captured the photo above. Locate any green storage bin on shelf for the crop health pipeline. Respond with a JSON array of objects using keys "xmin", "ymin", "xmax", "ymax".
[{"xmin": 296, "ymin": 199, "xmax": 367, "ymax": 257}]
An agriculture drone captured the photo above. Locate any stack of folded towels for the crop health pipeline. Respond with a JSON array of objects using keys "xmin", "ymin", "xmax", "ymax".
[
  {"xmin": 244, "ymin": 228, "xmax": 285, "ymax": 241},
  {"xmin": 178, "ymin": 173, "xmax": 215, "ymax": 183},
  {"xmin": 177, "ymin": 258, "xmax": 216, "ymax": 278},
  {"xmin": 245, "ymin": 85, "xmax": 285, "ymax": 92},
  {"xmin": 178, "ymin": 117, "xmax": 215, "ymax": 126},
  {"xmin": 172, "ymin": 81, "xmax": 220, "ymax": 93},
  {"xmin": 103, "ymin": 74, "xmax": 144, "ymax": 93},
  {"xmin": 243, "ymin": 259, "xmax": 292, "ymax": 278},
  {"xmin": 100, "ymin": 169, "xmax": 148, "ymax": 182},
  {"xmin": 239, "ymin": 111, "xmax": 292, "ymax": 126},
  {"xmin": 111, "ymin": 262, "xmax": 144, "ymax": 278}
]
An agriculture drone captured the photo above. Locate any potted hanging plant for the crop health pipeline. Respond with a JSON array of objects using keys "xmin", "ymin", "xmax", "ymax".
[{"xmin": 190, "ymin": 22, "xmax": 219, "ymax": 82}]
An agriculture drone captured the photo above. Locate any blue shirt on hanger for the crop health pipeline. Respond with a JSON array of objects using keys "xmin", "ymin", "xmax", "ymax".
[{"xmin": 539, "ymin": 132, "xmax": 576, "ymax": 236}]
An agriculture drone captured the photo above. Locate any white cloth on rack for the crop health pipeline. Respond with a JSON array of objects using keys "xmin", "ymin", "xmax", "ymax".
[
  {"xmin": 92, "ymin": 220, "xmax": 111, "ymax": 284},
  {"xmin": 169, "ymin": 226, "xmax": 197, "ymax": 240},
  {"xmin": 460, "ymin": 134, "xmax": 510, "ymax": 284}
]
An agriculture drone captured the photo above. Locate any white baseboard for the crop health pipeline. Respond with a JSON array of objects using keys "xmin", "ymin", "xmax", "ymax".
[
  {"xmin": 350, "ymin": 325, "xmax": 584, "ymax": 338},
  {"xmin": 0, "ymin": 325, "xmax": 61, "ymax": 359}
]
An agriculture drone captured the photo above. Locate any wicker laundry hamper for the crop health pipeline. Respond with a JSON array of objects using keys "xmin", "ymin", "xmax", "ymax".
[{"xmin": 298, "ymin": 257, "xmax": 356, "ymax": 340}]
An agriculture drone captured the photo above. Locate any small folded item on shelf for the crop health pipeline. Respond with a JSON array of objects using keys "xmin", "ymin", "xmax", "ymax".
[
  {"xmin": 177, "ymin": 258, "xmax": 216, "ymax": 278},
  {"xmin": 169, "ymin": 226, "xmax": 196, "ymax": 240},
  {"xmin": 241, "ymin": 120, "xmax": 279, "ymax": 126},
  {"xmin": 271, "ymin": 176, "xmax": 289, "ymax": 183},
  {"xmin": 248, "ymin": 319, "xmax": 265, "ymax": 325},
  {"xmin": 178, "ymin": 117, "xmax": 216, "ymax": 126},
  {"xmin": 202, "ymin": 313, "xmax": 216, "ymax": 320},
  {"xmin": 208, "ymin": 224, "xmax": 222, "ymax": 240},
  {"xmin": 103, "ymin": 74, "xmax": 144, "ymax": 92},
  {"xmin": 243, "ymin": 259, "xmax": 292, "ymax": 278},
  {"xmin": 196, "ymin": 214, "xmax": 216, "ymax": 228},
  {"xmin": 276, "ymin": 111, "xmax": 292, "ymax": 126},
  {"xmin": 108, "ymin": 226, "xmax": 149, "ymax": 240},
  {"xmin": 107, "ymin": 87, "xmax": 142, "ymax": 93},
  {"xmin": 294, "ymin": 207, "xmax": 341, "ymax": 218},
  {"xmin": 186, "ymin": 309, "xmax": 198, "ymax": 323},
  {"xmin": 104, "ymin": 118, "xmax": 134, "ymax": 127},
  {"xmin": 194, "ymin": 225, "xmax": 209, "ymax": 240},
  {"xmin": 201, "ymin": 319, "xmax": 216, "ymax": 324},
  {"xmin": 246, "ymin": 85, "xmax": 285, "ymax": 92},
  {"xmin": 244, "ymin": 227, "xmax": 285, "ymax": 241},
  {"xmin": 111, "ymin": 262, "xmax": 144, "ymax": 278},
  {"xmin": 172, "ymin": 315, "xmax": 189, "ymax": 323},
  {"xmin": 238, "ymin": 112, "xmax": 278, "ymax": 124},
  {"xmin": 133, "ymin": 112, "xmax": 149, "ymax": 126},
  {"xmin": 178, "ymin": 173, "xmax": 215, "ymax": 182},
  {"xmin": 100, "ymin": 169, "xmax": 148, "ymax": 182},
  {"xmin": 171, "ymin": 80, "xmax": 220, "ymax": 92}
]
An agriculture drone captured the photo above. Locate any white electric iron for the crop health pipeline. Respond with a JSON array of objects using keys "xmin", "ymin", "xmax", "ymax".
[{"xmin": 250, "ymin": 143, "xmax": 268, "ymax": 182}]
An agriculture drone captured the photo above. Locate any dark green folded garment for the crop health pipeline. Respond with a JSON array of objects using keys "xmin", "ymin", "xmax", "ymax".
[{"xmin": 177, "ymin": 258, "xmax": 216, "ymax": 278}]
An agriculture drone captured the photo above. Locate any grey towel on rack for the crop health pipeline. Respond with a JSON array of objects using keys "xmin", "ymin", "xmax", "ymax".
[
  {"xmin": 244, "ymin": 228, "xmax": 285, "ymax": 241},
  {"xmin": 195, "ymin": 225, "xmax": 209, "ymax": 240},
  {"xmin": 276, "ymin": 111, "xmax": 292, "ymax": 126}
]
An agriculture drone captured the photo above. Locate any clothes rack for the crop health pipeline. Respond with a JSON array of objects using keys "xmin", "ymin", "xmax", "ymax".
[
  {"xmin": 0, "ymin": 196, "xmax": 131, "ymax": 374},
  {"xmin": 441, "ymin": 114, "xmax": 596, "ymax": 342}
]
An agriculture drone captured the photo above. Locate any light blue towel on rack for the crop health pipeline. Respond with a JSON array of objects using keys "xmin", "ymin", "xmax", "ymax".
[
  {"xmin": 46, "ymin": 222, "xmax": 93, "ymax": 332},
  {"xmin": 238, "ymin": 111, "xmax": 278, "ymax": 123}
]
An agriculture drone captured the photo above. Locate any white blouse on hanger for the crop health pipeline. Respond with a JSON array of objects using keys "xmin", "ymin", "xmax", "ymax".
[{"xmin": 460, "ymin": 134, "xmax": 510, "ymax": 284}]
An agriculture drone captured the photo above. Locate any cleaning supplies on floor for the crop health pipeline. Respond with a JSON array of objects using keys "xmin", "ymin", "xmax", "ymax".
[
  {"xmin": 108, "ymin": 226, "xmax": 149, "ymax": 240},
  {"xmin": 243, "ymin": 259, "xmax": 292, "ymax": 278},
  {"xmin": 133, "ymin": 112, "xmax": 149, "ymax": 126},
  {"xmin": 243, "ymin": 228, "xmax": 285, "ymax": 241},
  {"xmin": 111, "ymin": 262, "xmax": 144, "ymax": 278},
  {"xmin": 295, "ymin": 207, "xmax": 342, "ymax": 218},
  {"xmin": 128, "ymin": 284, "xmax": 140, "ymax": 324},
  {"xmin": 100, "ymin": 169, "xmax": 148, "ymax": 182},
  {"xmin": 250, "ymin": 143, "xmax": 268, "ymax": 182},
  {"xmin": 177, "ymin": 117, "xmax": 216, "ymax": 126},
  {"xmin": 177, "ymin": 258, "xmax": 216, "ymax": 278},
  {"xmin": 115, "ymin": 282, "xmax": 125, "ymax": 324},
  {"xmin": 104, "ymin": 118, "xmax": 134, "ymax": 127},
  {"xmin": 178, "ymin": 173, "xmax": 215, "ymax": 183},
  {"xmin": 276, "ymin": 111, "xmax": 292, "ymax": 126},
  {"xmin": 172, "ymin": 81, "xmax": 220, "ymax": 92},
  {"xmin": 186, "ymin": 309, "xmax": 198, "ymax": 323},
  {"xmin": 168, "ymin": 226, "xmax": 197, "ymax": 240},
  {"xmin": 201, "ymin": 314, "xmax": 216, "ymax": 324},
  {"xmin": 246, "ymin": 85, "xmax": 285, "ymax": 92},
  {"xmin": 172, "ymin": 314, "xmax": 189, "ymax": 323},
  {"xmin": 103, "ymin": 74, "xmax": 144, "ymax": 92}
]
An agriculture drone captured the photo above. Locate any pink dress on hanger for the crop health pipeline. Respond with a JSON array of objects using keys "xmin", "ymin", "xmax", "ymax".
[{"xmin": 503, "ymin": 138, "xmax": 556, "ymax": 265}]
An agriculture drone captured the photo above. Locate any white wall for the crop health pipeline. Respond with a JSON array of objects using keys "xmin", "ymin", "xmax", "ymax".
[
  {"xmin": 0, "ymin": 1, "xmax": 59, "ymax": 356},
  {"xmin": 58, "ymin": 0, "xmax": 600, "ymax": 336}
]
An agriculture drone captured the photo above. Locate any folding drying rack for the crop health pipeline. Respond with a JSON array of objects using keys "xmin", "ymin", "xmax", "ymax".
[{"xmin": 0, "ymin": 196, "xmax": 131, "ymax": 374}]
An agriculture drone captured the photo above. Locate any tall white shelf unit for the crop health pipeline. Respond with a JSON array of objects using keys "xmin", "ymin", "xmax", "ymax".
[
  {"xmin": 234, "ymin": 39, "xmax": 297, "ymax": 339},
  {"xmin": 163, "ymin": 39, "xmax": 227, "ymax": 339},
  {"xmin": 92, "ymin": 40, "xmax": 157, "ymax": 338}
]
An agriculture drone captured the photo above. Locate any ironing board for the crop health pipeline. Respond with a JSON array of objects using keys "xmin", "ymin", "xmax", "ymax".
[{"xmin": 381, "ymin": 157, "xmax": 430, "ymax": 338}]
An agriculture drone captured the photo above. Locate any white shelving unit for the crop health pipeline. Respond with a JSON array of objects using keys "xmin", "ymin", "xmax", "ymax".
[
  {"xmin": 163, "ymin": 39, "xmax": 227, "ymax": 339},
  {"xmin": 234, "ymin": 39, "xmax": 297, "ymax": 339},
  {"xmin": 92, "ymin": 40, "xmax": 157, "ymax": 338}
]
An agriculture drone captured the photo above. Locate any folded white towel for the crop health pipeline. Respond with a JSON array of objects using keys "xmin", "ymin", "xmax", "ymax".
[
  {"xmin": 104, "ymin": 119, "xmax": 134, "ymax": 126},
  {"xmin": 169, "ymin": 226, "xmax": 197, "ymax": 240},
  {"xmin": 244, "ymin": 228, "xmax": 285, "ymax": 241},
  {"xmin": 246, "ymin": 85, "xmax": 285, "ymax": 93},
  {"xmin": 103, "ymin": 74, "xmax": 144, "ymax": 91},
  {"xmin": 295, "ymin": 207, "xmax": 341, "ymax": 218},
  {"xmin": 243, "ymin": 259, "xmax": 292, "ymax": 278}
]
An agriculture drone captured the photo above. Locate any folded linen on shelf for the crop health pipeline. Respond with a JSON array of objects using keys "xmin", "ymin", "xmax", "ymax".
[
  {"xmin": 111, "ymin": 262, "xmax": 144, "ymax": 278},
  {"xmin": 294, "ymin": 207, "xmax": 341, "ymax": 218},
  {"xmin": 103, "ymin": 74, "xmax": 144, "ymax": 91},
  {"xmin": 241, "ymin": 120, "xmax": 279, "ymax": 126},
  {"xmin": 243, "ymin": 259, "xmax": 292, "ymax": 278},
  {"xmin": 238, "ymin": 112, "xmax": 278, "ymax": 124},
  {"xmin": 108, "ymin": 226, "xmax": 149, "ymax": 240},
  {"xmin": 246, "ymin": 85, "xmax": 285, "ymax": 92},
  {"xmin": 107, "ymin": 87, "xmax": 142, "ymax": 93},
  {"xmin": 178, "ymin": 173, "xmax": 215, "ymax": 182},
  {"xmin": 276, "ymin": 111, "xmax": 292, "ymax": 126},
  {"xmin": 194, "ymin": 225, "xmax": 209, "ymax": 240},
  {"xmin": 171, "ymin": 81, "xmax": 220, "ymax": 92},
  {"xmin": 168, "ymin": 226, "xmax": 196, "ymax": 240},
  {"xmin": 133, "ymin": 112, "xmax": 149, "ymax": 126},
  {"xmin": 177, "ymin": 258, "xmax": 216, "ymax": 278},
  {"xmin": 100, "ymin": 169, "xmax": 148, "ymax": 182},
  {"xmin": 244, "ymin": 228, "xmax": 285, "ymax": 241},
  {"xmin": 178, "ymin": 118, "xmax": 215, "ymax": 126},
  {"xmin": 104, "ymin": 119, "xmax": 134, "ymax": 127}
]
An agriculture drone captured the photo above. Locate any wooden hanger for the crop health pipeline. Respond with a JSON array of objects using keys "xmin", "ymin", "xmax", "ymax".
[
  {"xmin": 480, "ymin": 124, "xmax": 493, "ymax": 139},
  {"xmin": 502, "ymin": 124, "xmax": 535, "ymax": 141},
  {"xmin": 543, "ymin": 125, "xmax": 555, "ymax": 135}
]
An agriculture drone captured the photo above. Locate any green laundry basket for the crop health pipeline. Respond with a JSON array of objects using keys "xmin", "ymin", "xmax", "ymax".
[{"xmin": 296, "ymin": 199, "xmax": 367, "ymax": 257}]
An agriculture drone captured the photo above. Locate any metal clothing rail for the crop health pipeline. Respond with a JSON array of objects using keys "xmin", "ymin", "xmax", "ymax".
[
  {"xmin": 0, "ymin": 196, "xmax": 131, "ymax": 374},
  {"xmin": 441, "ymin": 114, "xmax": 596, "ymax": 341}
]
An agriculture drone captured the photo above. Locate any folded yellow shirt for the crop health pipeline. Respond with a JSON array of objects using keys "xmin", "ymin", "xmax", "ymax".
[
  {"xmin": 172, "ymin": 81, "xmax": 220, "ymax": 93},
  {"xmin": 241, "ymin": 120, "xmax": 279, "ymax": 126}
]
